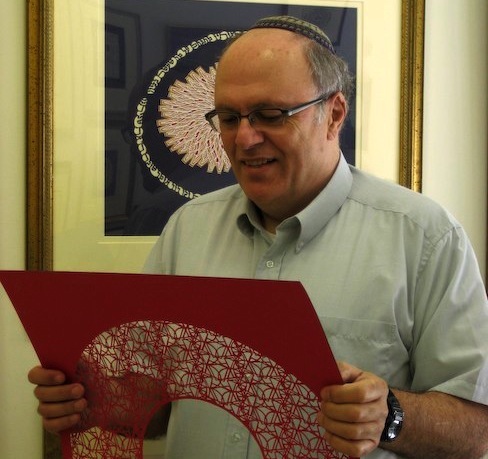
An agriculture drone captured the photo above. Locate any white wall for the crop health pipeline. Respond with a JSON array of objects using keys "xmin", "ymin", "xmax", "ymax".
[
  {"xmin": 0, "ymin": 2, "xmax": 43, "ymax": 458},
  {"xmin": 0, "ymin": 1, "xmax": 486, "ymax": 458},
  {"xmin": 423, "ymin": 0, "xmax": 487, "ymax": 279}
]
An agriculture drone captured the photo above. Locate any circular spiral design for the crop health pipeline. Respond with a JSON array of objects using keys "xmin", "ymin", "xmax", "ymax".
[
  {"xmin": 69, "ymin": 320, "xmax": 347, "ymax": 459},
  {"xmin": 157, "ymin": 66, "xmax": 231, "ymax": 174}
]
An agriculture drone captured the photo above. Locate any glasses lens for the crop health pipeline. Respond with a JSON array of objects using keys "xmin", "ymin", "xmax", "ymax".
[
  {"xmin": 250, "ymin": 109, "xmax": 285, "ymax": 127},
  {"xmin": 213, "ymin": 112, "xmax": 240, "ymax": 132},
  {"xmin": 207, "ymin": 108, "xmax": 287, "ymax": 132}
]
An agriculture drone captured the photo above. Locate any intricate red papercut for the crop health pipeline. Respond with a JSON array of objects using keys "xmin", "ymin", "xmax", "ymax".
[
  {"xmin": 71, "ymin": 320, "xmax": 348, "ymax": 458},
  {"xmin": 0, "ymin": 271, "xmax": 352, "ymax": 459}
]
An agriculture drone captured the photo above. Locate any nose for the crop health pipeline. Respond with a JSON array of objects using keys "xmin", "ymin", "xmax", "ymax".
[{"xmin": 234, "ymin": 117, "xmax": 264, "ymax": 149}]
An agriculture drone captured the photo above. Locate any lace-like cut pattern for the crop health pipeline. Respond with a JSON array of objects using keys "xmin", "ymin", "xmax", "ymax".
[
  {"xmin": 70, "ymin": 320, "xmax": 348, "ymax": 459},
  {"xmin": 134, "ymin": 31, "xmax": 237, "ymax": 201},
  {"xmin": 157, "ymin": 66, "xmax": 231, "ymax": 174}
]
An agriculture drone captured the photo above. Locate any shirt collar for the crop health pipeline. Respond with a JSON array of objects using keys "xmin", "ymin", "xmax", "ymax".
[
  {"xmin": 237, "ymin": 153, "xmax": 353, "ymax": 249},
  {"xmin": 237, "ymin": 198, "xmax": 266, "ymax": 237},
  {"xmin": 294, "ymin": 153, "xmax": 352, "ymax": 248}
]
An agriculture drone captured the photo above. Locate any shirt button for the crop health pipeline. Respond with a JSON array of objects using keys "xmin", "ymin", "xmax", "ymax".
[
  {"xmin": 232, "ymin": 432, "xmax": 242, "ymax": 442},
  {"xmin": 266, "ymin": 260, "xmax": 274, "ymax": 268}
]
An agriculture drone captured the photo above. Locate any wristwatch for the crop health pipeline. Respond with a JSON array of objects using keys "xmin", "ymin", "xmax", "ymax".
[{"xmin": 380, "ymin": 389, "xmax": 404, "ymax": 442}]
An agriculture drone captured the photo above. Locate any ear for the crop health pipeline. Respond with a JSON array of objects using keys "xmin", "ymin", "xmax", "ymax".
[{"xmin": 326, "ymin": 92, "xmax": 347, "ymax": 141}]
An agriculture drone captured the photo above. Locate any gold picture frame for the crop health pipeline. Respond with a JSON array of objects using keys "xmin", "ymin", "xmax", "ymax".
[{"xmin": 27, "ymin": 1, "xmax": 425, "ymax": 457}]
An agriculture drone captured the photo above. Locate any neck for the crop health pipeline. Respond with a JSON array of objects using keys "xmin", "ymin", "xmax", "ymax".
[{"xmin": 261, "ymin": 212, "xmax": 281, "ymax": 234}]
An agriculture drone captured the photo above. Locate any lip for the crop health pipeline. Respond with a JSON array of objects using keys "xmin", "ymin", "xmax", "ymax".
[{"xmin": 241, "ymin": 158, "xmax": 276, "ymax": 168}]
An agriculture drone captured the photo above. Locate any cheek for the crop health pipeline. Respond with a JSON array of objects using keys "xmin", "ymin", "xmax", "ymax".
[{"xmin": 284, "ymin": 136, "xmax": 325, "ymax": 179}]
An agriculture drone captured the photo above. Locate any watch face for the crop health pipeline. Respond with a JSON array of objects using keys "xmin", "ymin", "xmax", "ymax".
[{"xmin": 381, "ymin": 390, "xmax": 404, "ymax": 442}]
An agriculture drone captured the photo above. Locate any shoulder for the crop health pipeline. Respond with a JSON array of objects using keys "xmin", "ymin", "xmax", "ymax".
[
  {"xmin": 186, "ymin": 183, "xmax": 243, "ymax": 206},
  {"xmin": 348, "ymin": 166, "xmax": 461, "ymax": 240},
  {"xmin": 143, "ymin": 184, "xmax": 245, "ymax": 274},
  {"xmin": 163, "ymin": 183, "xmax": 245, "ymax": 231},
  {"xmin": 173, "ymin": 184, "xmax": 244, "ymax": 216}
]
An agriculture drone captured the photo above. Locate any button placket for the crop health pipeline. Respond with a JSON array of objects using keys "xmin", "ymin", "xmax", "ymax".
[{"xmin": 255, "ymin": 231, "xmax": 291, "ymax": 279}]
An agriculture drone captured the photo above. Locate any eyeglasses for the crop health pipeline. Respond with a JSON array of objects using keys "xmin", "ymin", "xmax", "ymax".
[{"xmin": 204, "ymin": 93, "xmax": 333, "ymax": 133}]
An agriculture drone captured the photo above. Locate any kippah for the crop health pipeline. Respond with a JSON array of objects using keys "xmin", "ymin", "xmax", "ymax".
[{"xmin": 250, "ymin": 15, "xmax": 336, "ymax": 55}]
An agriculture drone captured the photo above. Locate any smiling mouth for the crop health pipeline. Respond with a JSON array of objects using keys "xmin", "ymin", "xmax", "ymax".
[{"xmin": 242, "ymin": 158, "xmax": 276, "ymax": 168}]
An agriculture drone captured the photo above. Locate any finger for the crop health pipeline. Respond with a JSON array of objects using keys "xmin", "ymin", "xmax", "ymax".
[
  {"xmin": 321, "ymin": 375, "xmax": 387, "ymax": 405},
  {"xmin": 322, "ymin": 427, "xmax": 378, "ymax": 458},
  {"xmin": 322, "ymin": 361, "xmax": 365, "ymax": 402},
  {"xmin": 317, "ymin": 410, "xmax": 382, "ymax": 457},
  {"xmin": 321, "ymin": 398, "xmax": 388, "ymax": 424},
  {"xmin": 319, "ymin": 407, "xmax": 384, "ymax": 436},
  {"xmin": 38, "ymin": 397, "xmax": 88, "ymax": 420},
  {"xmin": 42, "ymin": 413, "xmax": 84, "ymax": 435},
  {"xmin": 28, "ymin": 366, "xmax": 66, "ymax": 386},
  {"xmin": 34, "ymin": 382, "xmax": 85, "ymax": 403}
]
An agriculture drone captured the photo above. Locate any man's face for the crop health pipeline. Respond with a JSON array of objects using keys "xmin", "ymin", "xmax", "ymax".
[{"xmin": 214, "ymin": 29, "xmax": 345, "ymax": 229}]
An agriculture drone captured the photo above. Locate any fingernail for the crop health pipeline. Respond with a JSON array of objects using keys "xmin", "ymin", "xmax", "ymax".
[
  {"xmin": 53, "ymin": 373, "xmax": 65, "ymax": 384},
  {"xmin": 71, "ymin": 385, "xmax": 84, "ymax": 398},
  {"xmin": 73, "ymin": 399, "xmax": 86, "ymax": 411}
]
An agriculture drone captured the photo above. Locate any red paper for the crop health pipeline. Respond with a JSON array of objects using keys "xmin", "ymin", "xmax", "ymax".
[{"xmin": 0, "ymin": 270, "xmax": 350, "ymax": 459}]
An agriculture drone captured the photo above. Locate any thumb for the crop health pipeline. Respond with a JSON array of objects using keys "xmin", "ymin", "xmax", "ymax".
[{"xmin": 337, "ymin": 360, "xmax": 363, "ymax": 384}]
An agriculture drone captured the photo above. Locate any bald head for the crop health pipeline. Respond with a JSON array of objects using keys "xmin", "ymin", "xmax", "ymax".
[
  {"xmin": 224, "ymin": 27, "xmax": 305, "ymax": 61},
  {"xmin": 215, "ymin": 28, "xmax": 314, "ymax": 106},
  {"xmin": 216, "ymin": 17, "xmax": 353, "ymax": 106}
]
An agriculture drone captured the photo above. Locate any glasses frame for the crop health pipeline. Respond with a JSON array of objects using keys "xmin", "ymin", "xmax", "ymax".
[{"xmin": 205, "ymin": 93, "xmax": 334, "ymax": 133}]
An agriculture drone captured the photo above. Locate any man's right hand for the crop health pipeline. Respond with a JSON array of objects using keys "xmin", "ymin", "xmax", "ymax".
[{"xmin": 28, "ymin": 366, "xmax": 88, "ymax": 434}]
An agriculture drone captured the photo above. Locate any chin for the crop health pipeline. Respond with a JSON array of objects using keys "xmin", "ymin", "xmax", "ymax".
[{"xmin": 242, "ymin": 185, "xmax": 274, "ymax": 202}]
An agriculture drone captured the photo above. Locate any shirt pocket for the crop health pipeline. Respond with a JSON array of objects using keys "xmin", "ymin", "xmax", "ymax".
[{"xmin": 319, "ymin": 316, "xmax": 411, "ymax": 385}]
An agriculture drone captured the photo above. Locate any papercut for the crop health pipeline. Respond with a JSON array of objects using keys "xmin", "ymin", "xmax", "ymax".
[{"xmin": 0, "ymin": 271, "xmax": 351, "ymax": 459}]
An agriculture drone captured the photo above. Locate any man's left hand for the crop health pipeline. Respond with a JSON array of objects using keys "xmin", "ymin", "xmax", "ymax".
[{"xmin": 318, "ymin": 361, "xmax": 389, "ymax": 457}]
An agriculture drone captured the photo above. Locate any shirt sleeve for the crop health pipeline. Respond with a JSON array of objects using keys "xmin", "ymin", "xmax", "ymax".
[
  {"xmin": 410, "ymin": 223, "xmax": 488, "ymax": 404},
  {"xmin": 143, "ymin": 233, "xmax": 166, "ymax": 274}
]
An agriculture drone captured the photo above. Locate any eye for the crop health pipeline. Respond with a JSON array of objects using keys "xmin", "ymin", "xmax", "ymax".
[
  {"xmin": 217, "ymin": 112, "xmax": 239, "ymax": 126},
  {"xmin": 252, "ymin": 109, "xmax": 284, "ymax": 125}
]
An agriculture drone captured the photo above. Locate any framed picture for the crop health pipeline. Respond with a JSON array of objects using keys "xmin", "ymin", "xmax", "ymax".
[
  {"xmin": 105, "ymin": 7, "xmax": 142, "ymax": 109},
  {"xmin": 27, "ymin": 0, "xmax": 425, "ymax": 457}
]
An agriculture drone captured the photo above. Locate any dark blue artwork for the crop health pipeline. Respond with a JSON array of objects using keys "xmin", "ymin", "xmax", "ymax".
[{"xmin": 105, "ymin": 0, "xmax": 357, "ymax": 236}]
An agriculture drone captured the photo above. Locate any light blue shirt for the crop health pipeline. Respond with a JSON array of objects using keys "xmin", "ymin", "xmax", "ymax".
[{"xmin": 144, "ymin": 155, "xmax": 488, "ymax": 459}]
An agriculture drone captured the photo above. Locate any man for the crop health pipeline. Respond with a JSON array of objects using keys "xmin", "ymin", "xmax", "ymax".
[{"xmin": 29, "ymin": 16, "xmax": 488, "ymax": 459}]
